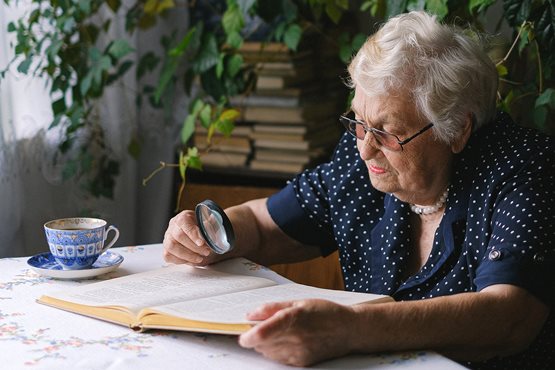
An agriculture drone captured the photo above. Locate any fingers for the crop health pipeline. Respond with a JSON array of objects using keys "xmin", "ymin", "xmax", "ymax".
[
  {"xmin": 170, "ymin": 211, "xmax": 207, "ymax": 252},
  {"xmin": 246, "ymin": 301, "xmax": 295, "ymax": 320},
  {"xmin": 163, "ymin": 210, "xmax": 213, "ymax": 265},
  {"xmin": 239, "ymin": 300, "xmax": 351, "ymax": 367},
  {"xmin": 239, "ymin": 304, "xmax": 314, "ymax": 367},
  {"xmin": 240, "ymin": 301, "xmax": 297, "ymax": 347}
]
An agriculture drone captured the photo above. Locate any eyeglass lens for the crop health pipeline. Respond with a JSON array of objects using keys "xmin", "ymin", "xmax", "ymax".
[{"xmin": 348, "ymin": 118, "xmax": 399, "ymax": 150}]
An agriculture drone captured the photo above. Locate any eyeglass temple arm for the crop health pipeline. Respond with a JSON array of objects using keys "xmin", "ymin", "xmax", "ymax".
[{"xmin": 397, "ymin": 123, "xmax": 434, "ymax": 145}]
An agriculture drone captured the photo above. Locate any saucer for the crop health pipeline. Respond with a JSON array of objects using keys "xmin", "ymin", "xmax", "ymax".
[{"xmin": 27, "ymin": 251, "xmax": 124, "ymax": 280}]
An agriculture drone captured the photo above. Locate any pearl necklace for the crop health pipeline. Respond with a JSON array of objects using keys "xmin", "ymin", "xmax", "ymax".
[{"xmin": 409, "ymin": 188, "xmax": 449, "ymax": 215}]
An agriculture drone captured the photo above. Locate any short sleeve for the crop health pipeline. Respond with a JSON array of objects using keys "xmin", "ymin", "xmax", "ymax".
[
  {"xmin": 474, "ymin": 150, "xmax": 555, "ymax": 305},
  {"xmin": 267, "ymin": 162, "xmax": 338, "ymax": 256}
]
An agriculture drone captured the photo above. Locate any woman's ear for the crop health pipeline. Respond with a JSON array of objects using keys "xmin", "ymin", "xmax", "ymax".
[{"xmin": 451, "ymin": 113, "xmax": 474, "ymax": 153}]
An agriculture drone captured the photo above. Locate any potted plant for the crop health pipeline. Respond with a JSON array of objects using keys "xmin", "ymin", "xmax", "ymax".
[{"xmin": 4, "ymin": 0, "xmax": 553, "ymax": 208}]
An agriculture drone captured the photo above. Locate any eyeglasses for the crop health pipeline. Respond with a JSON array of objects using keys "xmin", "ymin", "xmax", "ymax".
[{"xmin": 339, "ymin": 110, "xmax": 434, "ymax": 152}]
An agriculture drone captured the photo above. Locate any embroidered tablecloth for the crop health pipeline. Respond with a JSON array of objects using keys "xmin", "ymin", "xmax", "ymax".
[{"xmin": 0, "ymin": 243, "xmax": 467, "ymax": 370}]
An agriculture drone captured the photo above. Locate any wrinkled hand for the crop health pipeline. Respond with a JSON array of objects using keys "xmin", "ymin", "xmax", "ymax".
[
  {"xmin": 163, "ymin": 210, "xmax": 219, "ymax": 266},
  {"xmin": 238, "ymin": 299, "xmax": 358, "ymax": 367}
]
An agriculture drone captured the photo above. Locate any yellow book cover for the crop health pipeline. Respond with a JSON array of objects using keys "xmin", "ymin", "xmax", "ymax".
[{"xmin": 37, "ymin": 262, "xmax": 391, "ymax": 335}]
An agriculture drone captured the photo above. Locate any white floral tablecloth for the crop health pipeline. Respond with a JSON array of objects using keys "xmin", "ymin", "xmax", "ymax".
[{"xmin": 0, "ymin": 243, "xmax": 467, "ymax": 370}]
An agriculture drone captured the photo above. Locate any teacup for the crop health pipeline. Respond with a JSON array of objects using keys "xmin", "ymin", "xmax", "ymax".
[{"xmin": 44, "ymin": 217, "xmax": 120, "ymax": 270}]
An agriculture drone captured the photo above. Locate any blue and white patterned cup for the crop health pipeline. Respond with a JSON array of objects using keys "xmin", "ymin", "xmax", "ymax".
[{"xmin": 44, "ymin": 217, "xmax": 120, "ymax": 270}]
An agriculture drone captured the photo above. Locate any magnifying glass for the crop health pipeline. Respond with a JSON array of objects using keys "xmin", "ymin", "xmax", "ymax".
[{"xmin": 195, "ymin": 199, "xmax": 235, "ymax": 254}]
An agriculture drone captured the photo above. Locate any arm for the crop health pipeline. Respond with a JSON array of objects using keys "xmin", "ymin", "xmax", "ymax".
[
  {"xmin": 225, "ymin": 198, "xmax": 323, "ymax": 265},
  {"xmin": 239, "ymin": 284, "xmax": 549, "ymax": 366},
  {"xmin": 163, "ymin": 198, "xmax": 322, "ymax": 266},
  {"xmin": 350, "ymin": 284, "xmax": 548, "ymax": 360}
]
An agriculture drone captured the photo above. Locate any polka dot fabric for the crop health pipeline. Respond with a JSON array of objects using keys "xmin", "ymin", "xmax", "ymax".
[{"xmin": 267, "ymin": 111, "xmax": 554, "ymax": 369}]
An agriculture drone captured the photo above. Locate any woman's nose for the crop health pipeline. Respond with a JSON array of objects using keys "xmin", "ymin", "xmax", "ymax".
[{"xmin": 357, "ymin": 132, "xmax": 381, "ymax": 160}]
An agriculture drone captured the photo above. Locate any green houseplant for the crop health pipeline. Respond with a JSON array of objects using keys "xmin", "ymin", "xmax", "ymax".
[
  {"xmin": 3, "ymin": 0, "xmax": 553, "ymax": 209},
  {"xmin": 1, "ymin": 0, "xmax": 141, "ymax": 198}
]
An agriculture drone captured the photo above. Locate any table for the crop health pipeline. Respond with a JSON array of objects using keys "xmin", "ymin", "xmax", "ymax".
[{"xmin": 0, "ymin": 243, "xmax": 467, "ymax": 370}]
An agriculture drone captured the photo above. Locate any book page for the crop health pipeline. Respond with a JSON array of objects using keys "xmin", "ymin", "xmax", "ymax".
[
  {"xmin": 146, "ymin": 283, "xmax": 391, "ymax": 324},
  {"xmin": 43, "ymin": 264, "xmax": 277, "ymax": 314},
  {"xmin": 206, "ymin": 258, "xmax": 291, "ymax": 285}
]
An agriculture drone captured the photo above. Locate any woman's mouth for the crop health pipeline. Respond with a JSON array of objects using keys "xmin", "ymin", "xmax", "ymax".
[{"xmin": 368, "ymin": 164, "xmax": 387, "ymax": 174}]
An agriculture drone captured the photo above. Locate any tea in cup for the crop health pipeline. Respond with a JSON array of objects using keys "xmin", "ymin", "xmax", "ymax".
[{"xmin": 44, "ymin": 217, "xmax": 120, "ymax": 270}]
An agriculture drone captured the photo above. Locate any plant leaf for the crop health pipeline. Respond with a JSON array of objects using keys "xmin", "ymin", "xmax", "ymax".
[
  {"xmin": 518, "ymin": 25, "xmax": 530, "ymax": 53},
  {"xmin": 144, "ymin": 0, "xmax": 175, "ymax": 15},
  {"xmin": 502, "ymin": 0, "xmax": 531, "ymax": 27},
  {"xmin": 106, "ymin": 0, "xmax": 121, "ymax": 12},
  {"xmin": 386, "ymin": 0, "xmax": 408, "ymax": 18},
  {"xmin": 534, "ymin": 0, "xmax": 555, "ymax": 54},
  {"xmin": 535, "ymin": 88, "xmax": 555, "ymax": 108},
  {"xmin": 532, "ymin": 105, "xmax": 547, "ymax": 130},
  {"xmin": 107, "ymin": 39, "xmax": 134, "ymax": 59},
  {"xmin": 469, "ymin": 0, "xmax": 496, "ymax": 14},
  {"xmin": 137, "ymin": 51, "xmax": 160, "ymax": 78},
  {"xmin": 49, "ymin": 115, "xmax": 63, "ymax": 129},
  {"xmin": 187, "ymin": 146, "xmax": 199, "ymax": 158},
  {"xmin": 216, "ymin": 118, "xmax": 235, "ymax": 136},
  {"xmin": 274, "ymin": 22, "xmax": 286, "ymax": 41},
  {"xmin": 226, "ymin": 54, "xmax": 243, "ymax": 78},
  {"xmin": 325, "ymin": 1, "xmax": 343, "ymax": 24},
  {"xmin": 78, "ymin": 0, "xmax": 92, "ymax": 14},
  {"xmin": 496, "ymin": 63, "xmax": 508, "ymax": 77},
  {"xmin": 107, "ymin": 60, "xmax": 133, "ymax": 85},
  {"xmin": 220, "ymin": 108, "xmax": 240, "ymax": 121},
  {"xmin": 237, "ymin": 0, "xmax": 256, "ymax": 13},
  {"xmin": 186, "ymin": 154, "xmax": 203, "ymax": 170},
  {"xmin": 181, "ymin": 114, "xmax": 196, "ymax": 144},
  {"xmin": 154, "ymin": 58, "xmax": 177, "ymax": 102},
  {"xmin": 17, "ymin": 56, "xmax": 33, "ymax": 74},
  {"xmin": 407, "ymin": 0, "xmax": 425, "ymax": 11},
  {"xmin": 425, "ymin": 0, "xmax": 448, "ymax": 19},
  {"xmin": 52, "ymin": 98, "xmax": 66, "ymax": 115},
  {"xmin": 88, "ymin": 47, "xmax": 112, "ymax": 87},
  {"xmin": 193, "ymin": 34, "xmax": 219, "ymax": 73},
  {"xmin": 127, "ymin": 137, "xmax": 141, "ymax": 159},
  {"xmin": 169, "ymin": 27, "xmax": 195, "ymax": 57},
  {"xmin": 46, "ymin": 38, "xmax": 62, "ymax": 61},
  {"xmin": 352, "ymin": 33, "xmax": 367, "ymax": 53},
  {"xmin": 283, "ymin": 24, "xmax": 302, "ymax": 51},
  {"xmin": 216, "ymin": 54, "xmax": 224, "ymax": 78},
  {"xmin": 80, "ymin": 71, "xmax": 94, "ymax": 96},
  {"xmin": 282, "ymin": 0, "xmax": 298, "ymax": 22},
  {"xmin": 222, "ymin": 3, "xmax": 244, "ymax": 35},
  {"xmin": 191, "ymin": 99, "xmax": 204, "ymax": 115},
  {"xmin": 226, "ymin": 31, "xmax": 243, "ymax": 49},
  {"xmin": 207, "ymin": 122, "xmax": 216, "ymax": 140},
  {"xmin": 199, "ymin": 104, "xmax": 212, "ymax": 127}
]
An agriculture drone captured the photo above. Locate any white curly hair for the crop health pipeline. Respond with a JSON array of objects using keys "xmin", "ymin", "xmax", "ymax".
[{"xmin": 347, "ymin": 11, "xmax": 498, "ymax": 144}]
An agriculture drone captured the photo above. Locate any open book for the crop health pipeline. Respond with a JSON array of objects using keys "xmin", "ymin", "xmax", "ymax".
[{"xmin": 37, "ymin": 260, "xmax": 391, "ymax": 335}]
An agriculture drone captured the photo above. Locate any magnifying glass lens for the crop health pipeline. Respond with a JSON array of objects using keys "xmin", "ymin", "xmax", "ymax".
[{"xmin": 195, "ymin": 200, "xmax": 235, "ymax": 254}]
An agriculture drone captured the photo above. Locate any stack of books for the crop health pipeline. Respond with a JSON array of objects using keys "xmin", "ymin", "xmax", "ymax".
[
  {"xmin": 193, "ymin": 124, "xmax": 253, "ymax": 168},
  {"xmin": 231, "ymin": 41, "xmax": 344, "ymax": 174}
]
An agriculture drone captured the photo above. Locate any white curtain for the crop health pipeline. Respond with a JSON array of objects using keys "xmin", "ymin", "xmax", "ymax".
[{"xmin": 0, "ymin": 3, "xmax": 186, "ymax": 257}]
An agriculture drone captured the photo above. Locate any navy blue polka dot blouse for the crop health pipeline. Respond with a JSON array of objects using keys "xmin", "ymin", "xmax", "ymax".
[{"xmin": 267, "ymin": 111, "xmax": 554, "ymax": 369}]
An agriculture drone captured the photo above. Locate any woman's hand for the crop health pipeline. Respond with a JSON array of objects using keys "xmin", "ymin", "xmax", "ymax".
[
  {"xmin": 238, "ymin": 299, "xmax": 358, "ymax": 367},
  {"xmin": 163, "ymin": 210, "xmax": 219, "ymax": 266}
]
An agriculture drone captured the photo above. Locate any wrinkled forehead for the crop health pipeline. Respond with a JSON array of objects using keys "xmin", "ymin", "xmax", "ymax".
[
  {"xmin": 351, "ymin": 87, "xmax": 417, "ymax": 119},
  {"xmin": 351, "ymin": 88, "xmax": 421, "ymax": 124}
]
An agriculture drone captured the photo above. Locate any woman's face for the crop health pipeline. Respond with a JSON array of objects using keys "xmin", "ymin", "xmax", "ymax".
[{"xmin": 351, "ymin": 88, "xmax": 456, "ymax": 205}]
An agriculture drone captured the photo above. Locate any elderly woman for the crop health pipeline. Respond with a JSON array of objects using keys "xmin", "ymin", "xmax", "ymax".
[{"xmin": 163, "ymin": 11, "xmax": 554, "ymax": 369}]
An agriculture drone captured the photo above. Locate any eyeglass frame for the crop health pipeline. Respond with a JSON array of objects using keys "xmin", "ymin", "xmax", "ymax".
[{"xmin": 339, "ymin": 110, "xmax": 434, "ymax": 152}]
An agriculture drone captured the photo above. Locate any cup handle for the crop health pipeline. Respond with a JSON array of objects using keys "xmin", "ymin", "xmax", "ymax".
[{"xmin": 101, "ymin": 225, "xmax": 120, "ymax": 253}]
